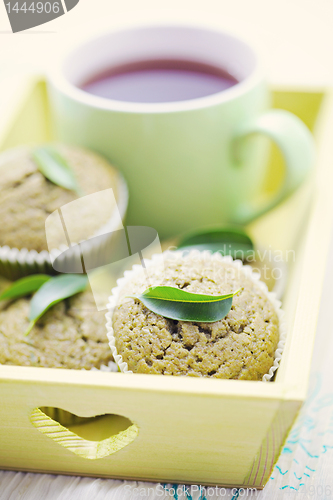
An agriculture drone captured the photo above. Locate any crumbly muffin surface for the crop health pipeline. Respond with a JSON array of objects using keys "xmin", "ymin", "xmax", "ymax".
[
  {"xmin": 0, "ymin": 290, "xmax": 113, "ymax": 369},
  {"xmin": 0, "ymin": 145, "xmax": 122, "ymax": 251},
  {"xmin": 112, "ymin": 254, "xmax": 279, "ymax": 380}
]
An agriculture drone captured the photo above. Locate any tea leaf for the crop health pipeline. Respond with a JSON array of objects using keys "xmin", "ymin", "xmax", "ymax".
[
  {"xmin": 0, "ymin": 274, "xmax": 51, "ymax": 301},
  {"xmin": 25, "ymin": 274, "xmax": 89, "ymax": 335},
  {"xmin": 178, "ymin": 227, "xmax": 254, "ymax": 261},
  {"xmin": 128, "ymin": 286, "xmax": 240, "ymax": 323},
  {"xmin": 32, "ymin": 146, "xmax": 83, "ymax": 195}
]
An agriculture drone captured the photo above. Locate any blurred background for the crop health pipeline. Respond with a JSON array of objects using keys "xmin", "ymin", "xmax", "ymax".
[{"xmin": 0, "ymin": 0, "xmax": 332, "ymax": 87}]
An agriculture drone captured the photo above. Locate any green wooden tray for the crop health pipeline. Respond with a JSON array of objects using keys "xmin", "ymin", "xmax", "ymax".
[{"xmin": 0, "ymin": 76, "xmax": 329, "ymax": 487}]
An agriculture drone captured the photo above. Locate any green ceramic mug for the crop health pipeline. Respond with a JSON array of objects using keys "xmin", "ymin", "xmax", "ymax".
[{"xmin": 49, "ymin": 24, "xmax": 315, "ymax": 239}]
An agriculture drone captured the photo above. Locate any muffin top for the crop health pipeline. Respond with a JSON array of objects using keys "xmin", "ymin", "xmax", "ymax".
[
  {"xmin": 0, "ymin": 145, "xmax": 124, "ymax": 252},
  {"xmin": 0, "ymin": 290, "xmax": 113, "ymax": 369},
  {"xmin": 112, "ymin": 253, "xmax": 279, "ymax": 380}
]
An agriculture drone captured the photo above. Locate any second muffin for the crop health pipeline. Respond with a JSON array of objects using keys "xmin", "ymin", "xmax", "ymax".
[{"xmin": 110, "ymin": 252, "xmax": 280, "ymax": 380}]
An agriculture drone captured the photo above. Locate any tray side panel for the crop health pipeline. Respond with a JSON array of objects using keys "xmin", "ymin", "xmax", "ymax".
[
  {"xmin": 243, "ymin": 399, "xmax": 301, "ymax": 487},
  {"xmin": 276, "ymin": 91, "xmax": 333, "ymax": 386},
  {"xmin": 0, "ymin": 376, "xmax": 297, "ymax": 487}
]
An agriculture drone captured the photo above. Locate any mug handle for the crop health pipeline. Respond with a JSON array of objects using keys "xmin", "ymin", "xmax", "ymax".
[{"xmin": 232, "ymin": 109, "xmax": 316, "ymax": 222}]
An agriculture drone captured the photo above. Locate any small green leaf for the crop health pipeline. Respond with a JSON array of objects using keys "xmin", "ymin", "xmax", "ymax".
[
  {"xmin": 25, "ymin": 274, "xmax": 88, "ymax": 335},
  {"xmin": 129, "ymin": 286, "xmax": 240, "ymax": 323},
  {"xmin": 178, "ymin": 227, "xmax": 254, "ymax": 261},
  {"xmin": 0, "ymin": 274, "xmax": 51, "ymax": 301},
  {"xmin": 32, "ymin": 146, "xmax": 83, "ymax": 195}
]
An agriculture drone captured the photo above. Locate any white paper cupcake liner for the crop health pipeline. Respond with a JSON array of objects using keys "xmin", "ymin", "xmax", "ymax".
[
  {"xmin": 105, "ymin": 250, "xmax": 286, "ymax": 382},
  {"xmin": 87, "ymin": 360, "xmax": 118, "ymax": 372}
]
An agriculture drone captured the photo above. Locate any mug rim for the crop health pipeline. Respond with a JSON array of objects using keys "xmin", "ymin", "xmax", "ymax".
[{"xmin": 49, "ymin": 23, "xmax": 264, "ymax": 115}]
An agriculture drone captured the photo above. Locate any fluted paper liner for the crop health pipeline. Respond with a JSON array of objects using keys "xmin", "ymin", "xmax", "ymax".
[{"xmin": 105, "ymin": 250, "xmax": 286, "ymax": 382}]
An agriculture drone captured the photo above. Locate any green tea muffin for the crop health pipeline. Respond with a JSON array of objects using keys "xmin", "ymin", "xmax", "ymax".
[
  {"xmin": 110, "ymin": 252, "xmax": 280, "ymax": 380},
  {"xmin": 0, "ymin": 290, "xmax": 113, "ymax": 369},
  {"xmin": 0, "ymin": 144, "xmax": 125, "ymax": 252}
]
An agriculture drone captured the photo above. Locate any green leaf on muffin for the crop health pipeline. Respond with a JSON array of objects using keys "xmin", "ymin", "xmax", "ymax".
[
  {"xmin": 24, "ymin": 274, "xmax": 89, "ymax": 335},
  {"xmin": 178, "ymin": 227, "xmax": 254, "ymax": 261},
  {"xmin": 0, "ymin": 274, "xmax": 51, "ymax": 301},
  {"xmin": 32, "ymin": 146, "xmax": 83, "ymax": 195},
  {"xmin": 128, "ymin": 286, "xmax": 240, "ymax": 323}
]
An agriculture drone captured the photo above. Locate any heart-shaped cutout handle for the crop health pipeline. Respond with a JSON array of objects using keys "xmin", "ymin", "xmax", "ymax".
[{"xmin": 30, "ymin": 407, "xmax": 138, "ymax": 460}]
